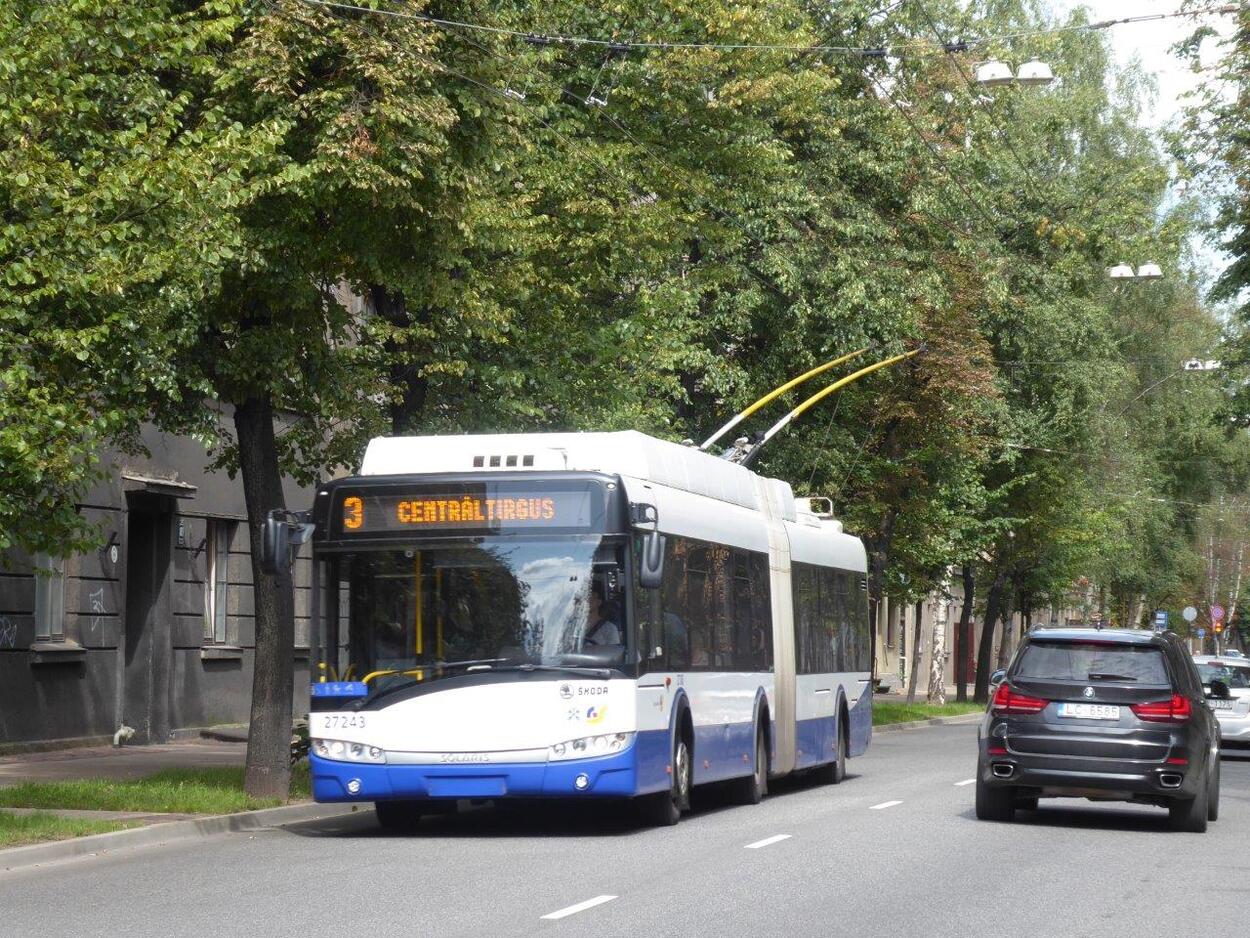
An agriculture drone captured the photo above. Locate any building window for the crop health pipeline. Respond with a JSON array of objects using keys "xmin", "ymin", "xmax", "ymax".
[
  {"xmin": 204, "ymin": 521, "xmax": 232, "ymax": 644},
  {"xmin": 34, "ymin": 554, "xmax": 66, "ymax": 641}
]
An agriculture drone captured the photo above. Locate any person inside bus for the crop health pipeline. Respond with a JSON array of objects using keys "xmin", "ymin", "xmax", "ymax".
[{"xmin": 584, "ymin": 581, "xmax": 622, "ymax": 646}]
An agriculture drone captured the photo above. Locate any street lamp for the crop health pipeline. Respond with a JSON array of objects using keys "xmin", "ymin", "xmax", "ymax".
[
  {"xmin": 1016, "ymin": 60, "xmax": 1056, "ymax": 86},
  {"xmin": 975, "ymin": 59, "xmax": 1055, "ymax": 87},
  {"xmin": 1107, "ymin": 262, "xmax": 1164, "ymax": 281}
]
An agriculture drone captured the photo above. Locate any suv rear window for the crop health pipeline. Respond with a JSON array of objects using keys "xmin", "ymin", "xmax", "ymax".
[
  {"xmin": 1015, "ymin": 641, "xmax": 1170, "ymax": 685},
  {"xmin": 1197, "ymin": 663, "xmax": 1250, "ymax": 689}
]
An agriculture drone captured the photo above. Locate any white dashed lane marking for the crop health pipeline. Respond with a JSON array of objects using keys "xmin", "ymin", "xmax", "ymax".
[
  {"xmin": 541, "ymin": 896, "xmax": 618, "ymax": 920},
  {"xmin": 955, "ymin": 779, "xmax": 976, "ymax": 787},
  {"xmin": 869, "ymin": 800, "xmax": 903, "ymax": 810},
  {"xmin": 744, "ymin": 834, "xmax": 792, "ymax": 849}
]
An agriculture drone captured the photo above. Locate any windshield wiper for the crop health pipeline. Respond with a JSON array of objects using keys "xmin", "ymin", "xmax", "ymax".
[
  {"xmin": 492, "ymin": 663, "xmax": 613, "ymax": 679},
  {"xmin": 358, "ymin": 658, "xmax": 513, "ymax": 707},
  {"xmin": 1086, "ymin": 672, "xmax": 1137, "ymax": 682}
]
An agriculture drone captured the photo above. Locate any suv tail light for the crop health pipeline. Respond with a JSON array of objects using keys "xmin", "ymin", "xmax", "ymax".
[
  {"xmin": 1131, "ymin": 694, "xmax": 1192, "ymax": 723},
  {"xmin": 991, "ymin": 683, "xmax": 1048, "ymax": 714}
]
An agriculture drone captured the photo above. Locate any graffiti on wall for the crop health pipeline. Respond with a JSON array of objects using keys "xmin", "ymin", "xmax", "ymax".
[{"xmin": 89, "ymin": 587, "xmax": 106, "ymax": 635}]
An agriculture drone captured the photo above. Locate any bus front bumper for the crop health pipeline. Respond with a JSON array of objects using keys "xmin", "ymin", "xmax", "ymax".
[{"xmin": 310, "ymin": 748, "xmax": 640, "ymax": 801}]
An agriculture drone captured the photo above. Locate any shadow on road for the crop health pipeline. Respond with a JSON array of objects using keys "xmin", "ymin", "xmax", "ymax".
[
  {"xmin": 958, "ymin": 804, "xmax": 1173, "ymax": 832},
  {"xmin": 282, "ymin": 767, "xmax": 859, "ymax": 841}
]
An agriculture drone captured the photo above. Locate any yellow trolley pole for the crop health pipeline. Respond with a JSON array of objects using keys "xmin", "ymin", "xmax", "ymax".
[
  {"xmin": 699, "ymin": 348, "xmax": 869, "ymax": 452},
  {"xmin": 738, "ymin": 348, "xmax": 922, "ymax": 465}
]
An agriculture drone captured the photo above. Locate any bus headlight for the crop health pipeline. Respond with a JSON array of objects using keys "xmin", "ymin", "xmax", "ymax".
[
  {"xmin": 549, "ymin": 733, "xmax": 634, "ymax": 761},
  {"xmin": 312, "ymin": 738, "xmax": 386, "ymax": 764}
]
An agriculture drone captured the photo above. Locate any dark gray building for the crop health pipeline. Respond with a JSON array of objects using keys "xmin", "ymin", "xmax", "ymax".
[{"xmin": 0, "ymin": 423, "xmax": 314, "ymax": 749}]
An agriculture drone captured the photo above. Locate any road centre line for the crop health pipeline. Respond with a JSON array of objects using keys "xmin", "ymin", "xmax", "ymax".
[
  {"xmin": 869, "ymin": 800, "xmax": 903, "ymax": 810},
  {"xmin": 955, "ymin": 779, "xmax": 976, "ymax": 786},
  {"xmin": 540, "ymin": 895, "xmax": 618, "ymax": 920},
  {"xmin": 744, "ymin": 834, "xmax": 792, "ymax": 849}
]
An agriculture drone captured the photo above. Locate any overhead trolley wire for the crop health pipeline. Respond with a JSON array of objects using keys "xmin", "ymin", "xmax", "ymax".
[
  {"xmin": 288, "ymin": 0, "xmax": 1210, "ymax": 443},
  {"xmin": 295, "ymin": 0, "xmax": 1237, "ymax": 57}
]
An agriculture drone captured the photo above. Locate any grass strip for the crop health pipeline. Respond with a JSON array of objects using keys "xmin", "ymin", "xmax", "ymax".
[
  {"xmin": 873, "ymin": 701, "xmax": 984, "ymax": 726},
  {"xmin": 0, "ymin": 764, "xmax": 311, "ymax": 816},
  {"xmin": 0, "ymin": 810, "xmax": 137, "ymax": 849}
]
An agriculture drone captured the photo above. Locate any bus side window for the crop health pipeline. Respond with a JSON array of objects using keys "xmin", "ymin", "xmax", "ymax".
[{"xmin": 661, "ymin": 537, "xmax": 691, "ymax": 670}]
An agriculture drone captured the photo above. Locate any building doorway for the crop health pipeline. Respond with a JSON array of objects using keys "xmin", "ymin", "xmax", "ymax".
[{"xmin": 122, "ymin": 494, "xmax": 175, "ymax": 744}]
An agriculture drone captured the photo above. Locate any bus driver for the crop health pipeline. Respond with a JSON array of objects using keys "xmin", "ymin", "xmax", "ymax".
[{"xmin": 584, "ymin": 581, "xmax": 621, "ymax": 646}]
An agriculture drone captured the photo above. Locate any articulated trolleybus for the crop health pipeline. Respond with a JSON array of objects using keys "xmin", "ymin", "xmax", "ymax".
[{"xmin": 291, "ymin": 431, "xmax": 872, "ymax": 827}]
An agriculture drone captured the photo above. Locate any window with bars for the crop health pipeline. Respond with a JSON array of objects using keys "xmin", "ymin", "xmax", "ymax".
[
  {"xmin": 204, "ymin": 521, "xmax": 232, "ymax": 644},
  {"xmin": 34, "ymin": 554, "xmax": 66, "ymax": 641}
]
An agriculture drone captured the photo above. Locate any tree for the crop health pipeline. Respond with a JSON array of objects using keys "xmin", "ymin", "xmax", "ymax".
[{"xmin": 0, "ymin": 0, "xmax": 272, "ymax": 555}]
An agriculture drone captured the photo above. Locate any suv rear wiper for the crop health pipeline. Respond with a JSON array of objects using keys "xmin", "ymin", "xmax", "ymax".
[{"xmin": 1086, "ymin": 672, "xmax": 1137, "ymax": 681}]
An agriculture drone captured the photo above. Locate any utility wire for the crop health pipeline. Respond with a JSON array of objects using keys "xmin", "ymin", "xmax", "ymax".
[
  {"xmin": 290, "ymin": 0, "xmax": 1211, "ymax": 478},
  {"xmin": 296, "ymin": 0, "xmax": 1236, "ymax": 57},
  {"xmin": 912, "ymin": 0, "xmax": 1051, "ymax": 209}
]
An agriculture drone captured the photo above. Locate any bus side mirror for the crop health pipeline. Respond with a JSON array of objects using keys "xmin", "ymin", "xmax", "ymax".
[
  {"xmin": 639, "ymin": 531, "xmax": 665, "ymax": 589},
  {"xmin": 630, "ymin": 501, "xmax": 664, "ymax": 590},
  {"xmin": 261, "ymin": 513, "xmax": 290, "ymax": 576},
  {"xmin": 261, "ymin": 510, "xmax": 315, "ymax": 576}
]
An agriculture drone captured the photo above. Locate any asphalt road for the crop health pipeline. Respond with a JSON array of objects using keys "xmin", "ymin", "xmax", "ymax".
[{"xmin": 2, "ymin": 723, "xmax": 1247, "ymax": 938}]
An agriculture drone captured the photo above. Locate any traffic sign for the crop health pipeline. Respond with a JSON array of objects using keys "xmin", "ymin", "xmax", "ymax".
[
  {"xmin": 1198, "ymin": 628, "xmax": 1206, "ymax": 639},
  {"xmin": 1153, "ymin": 610, "xmax": 1169, "ymax": 630},
  {"xmin": 1183, "ymin": 606, "xmax": 1198, "ymax": 623},
  {"xmin": 1212, "ymin": 605, "xmax": 1226, "ymax": 622}
]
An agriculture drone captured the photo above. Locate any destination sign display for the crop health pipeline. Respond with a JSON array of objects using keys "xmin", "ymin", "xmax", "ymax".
[{"xmin": 335, "ymin": 486, "xmax": 601, "ymax": 535}]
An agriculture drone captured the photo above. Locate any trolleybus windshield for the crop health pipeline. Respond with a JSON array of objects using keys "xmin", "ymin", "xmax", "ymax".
[{"xmin": 342, "ymin": 537, "xmax": 627, "ymax": 694}]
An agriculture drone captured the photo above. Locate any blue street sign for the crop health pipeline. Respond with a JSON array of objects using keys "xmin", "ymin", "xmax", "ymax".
[
  {"xmin": 1153, "ymin": 610, "xmax": 1168, "ymax": 630},
  {"xmin": 1198, "ymin": 628, "xmax": 1206, "ymax": 639}
]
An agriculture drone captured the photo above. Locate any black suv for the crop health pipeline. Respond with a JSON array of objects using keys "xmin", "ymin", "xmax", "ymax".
[{"xmin": 976, "ymin": 628, "xmax": 1222, "ymax": 832}]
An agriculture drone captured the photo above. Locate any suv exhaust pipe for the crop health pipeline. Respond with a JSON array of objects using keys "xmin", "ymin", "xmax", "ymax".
[
  {"xmin": 1159, "ymin": 773, "xmax": 1183, "ymax": 789},
  {"xmin": 992, "ymin": 763, "xmax": 1015, "ymax": 780}
]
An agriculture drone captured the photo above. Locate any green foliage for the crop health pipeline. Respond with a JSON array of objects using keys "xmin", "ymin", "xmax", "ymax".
[{"xmin": 5, "ymin": 0, "xmax": 1245, "ymax": 665}]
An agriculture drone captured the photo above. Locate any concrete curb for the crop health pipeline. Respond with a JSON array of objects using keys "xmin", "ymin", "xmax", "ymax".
[
  {"xmin": 198, "ymin": 724, "xmax": 249, "ymax": 743},
  {"xmin": 0, "ymin": 801, "xmax": 362, "ymax": 873},
  {"xmin": 873, "ymin": 713, "xmax": 984, "ymax": 734}
]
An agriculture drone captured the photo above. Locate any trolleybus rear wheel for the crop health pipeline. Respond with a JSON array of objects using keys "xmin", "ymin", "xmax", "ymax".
[{"xmin": 732, "ymin": 726, "xmax": 768, "ymax": 805}]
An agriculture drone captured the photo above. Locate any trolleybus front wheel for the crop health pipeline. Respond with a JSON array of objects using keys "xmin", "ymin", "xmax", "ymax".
[
  {"xmin": 639, "ymin": 735, "xmax": 691, "ymax": 827},
  {"xmin": 374, "ymin": 799, "xmax": 430, "ymax": 832}
]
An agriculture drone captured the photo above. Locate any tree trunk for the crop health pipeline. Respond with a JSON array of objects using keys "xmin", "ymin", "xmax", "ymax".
[
  {"xmin": 906, "ymin": 599, "xmax": 923, "ymax": 703},
  {"xmin": 235, "ymin": 395, "xmax": 295, "ymax": 801},
  {"xmin": 996, "ymin": 581, "xmax": 1018, "ymax": 670},
  {"xmin": 974, "ymin": 568, "xmax": 1007, "ymax": 703},
  {"xmin": 928, "ymin": 571, "xmax": 951, "ymax": 705},
  {"xmin": 864, "ymin": 509, "xmax": 897, "ymax": 684},
  {"xmin": 369, "ymin": 285, "xmax": 429, "ymax": 434},
  {"xmin": 955, "ymin": 564, "xmax": 974, "ymax": 702}
]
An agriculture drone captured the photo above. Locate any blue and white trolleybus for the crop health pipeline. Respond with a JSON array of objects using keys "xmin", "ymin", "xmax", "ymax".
[{"xmin": 296, "ymin": 431, "xmax": 872, "ymax": 827}]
